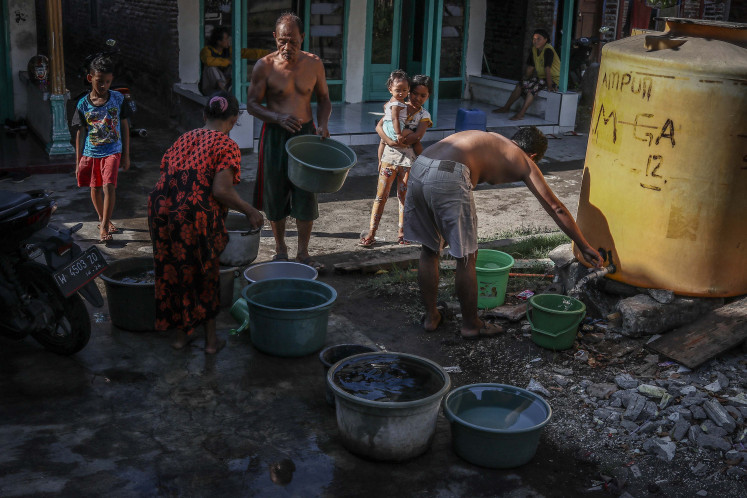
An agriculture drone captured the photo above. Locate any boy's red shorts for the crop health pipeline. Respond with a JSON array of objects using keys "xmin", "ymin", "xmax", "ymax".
[{"xmin": 77, "ymin": 154, "xmax": 120, "ymax": 188}]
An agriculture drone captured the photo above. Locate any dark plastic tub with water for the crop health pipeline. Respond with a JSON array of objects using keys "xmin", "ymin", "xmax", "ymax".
[
  {"xmin": 319, "ymin": 344, "xmax": 378, "ymax": 406},
  {"xmin": 327, "ymin": 352, "xmax": 451, "ymax": 461},
  {"xmin": 242, "ymin": 278, "xmax": 336, "ymax": 357},
  {"xmin": 100, "ymin": 257, "xmax": 156, "ymax": 331},
  {"xmin": 444, "ymin": 383, "xmax": 552, "ymax": 468}
]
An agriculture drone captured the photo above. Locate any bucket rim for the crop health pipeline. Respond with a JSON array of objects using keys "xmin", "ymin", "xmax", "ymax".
[
  {"xmin": 285, "ymin": 135, "xmax": 357, "ymax": 172},
  {"xmin": 475, "ymin": 249, "xmax": 515, "ymax": 271},
  {"xmin": 529, "ymin": 293, "xmax": 586, "ymax": 315},
  {"xmin": 327, "ymin": 351, "xmax": 452, "ymax": 409},
  {"xmin": 100, "ymin": 256, "xmax": 155, "ymax": 287},
  {"xmin": 444, "ymin": 383, "xmax": 552, "ymax": 434},
  {"xmin": 242, "ymin": 277, "xmax": 336, "ymax": 311},
  {"xmin": 243, "ymin": 261, "xmax": 319, "ymax": 283},
  {"xmin": 319, "ymin": 343, "xmax": 379, "ymax": 368}
]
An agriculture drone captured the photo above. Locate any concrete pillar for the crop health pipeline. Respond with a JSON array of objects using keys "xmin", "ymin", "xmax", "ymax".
[{"xmin": 45, "ymin": 0, "xmax": 74, "ymax": 155}]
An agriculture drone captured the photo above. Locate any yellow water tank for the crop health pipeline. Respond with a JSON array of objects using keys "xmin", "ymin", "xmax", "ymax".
[{"xmin": 574, "ymin": 19, "xmax": 747, "ymax": 297}]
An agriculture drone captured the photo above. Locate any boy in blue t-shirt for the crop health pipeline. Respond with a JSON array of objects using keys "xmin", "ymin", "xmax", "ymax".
[{"xmin": 71, "ymin": 55, "xmax": 130, "ymax": 243}]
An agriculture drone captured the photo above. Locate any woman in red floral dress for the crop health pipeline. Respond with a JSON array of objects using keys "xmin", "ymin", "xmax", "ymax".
[{"xmin": 148, "ymin": 92, "xmax": 263, "ymax": 353}]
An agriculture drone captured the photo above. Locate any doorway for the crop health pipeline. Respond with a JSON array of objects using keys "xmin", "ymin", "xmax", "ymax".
[{"xmin": 363, "ymin": 0, "xmax": 427, "ymax": 102}]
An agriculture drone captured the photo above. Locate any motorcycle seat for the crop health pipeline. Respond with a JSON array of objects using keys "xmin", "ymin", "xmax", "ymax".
[{"xmin": 0, "ymin": 190, "xmax": 32, "ymax": 213}]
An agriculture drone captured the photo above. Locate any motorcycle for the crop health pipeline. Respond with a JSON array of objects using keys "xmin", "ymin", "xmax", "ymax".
[
  {"xmin": 0, "ymin": 190, "xmax": 107, "ymax": 355},
  {"xmin": 76, "ymin": 39, "xmax": 146, "ymax": 137},
  {"xmin": 569, "ymin": 36, "xmax": 600, "ymax": 90}
]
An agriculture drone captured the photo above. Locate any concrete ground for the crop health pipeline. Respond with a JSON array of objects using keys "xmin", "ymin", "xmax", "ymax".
[{"xmin": 0, "ymin": 124, "xmax": 603, "ymax": 497}]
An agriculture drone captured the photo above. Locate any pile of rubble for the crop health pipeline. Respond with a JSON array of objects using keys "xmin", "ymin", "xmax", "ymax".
[
  {"xmin": 464, "ymin": 243, "xmax": 747, "ymax": 492},
  {"xmin": 528, "ymin": 353, "xmax": 747, "ymax": 473}
]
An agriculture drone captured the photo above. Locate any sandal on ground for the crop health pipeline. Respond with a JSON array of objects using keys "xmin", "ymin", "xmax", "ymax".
[
  {"xmin": 97, "ymin": 222, "xmax": 118, "ymax": 234},
  {"xmin": 397, "ymin": 236, "xmax": 410, "ymax": 245},
  {"xmin": 297, "ymin": 257, "xmax": 325, "ymax": 272},
  {"xmin": 461, "ymin": 321, "xmax": 503, "ymax": 340},
  {"xmin": 272, "ymin": 253, "xmax": 289, "ymax": 262},
  {"xmin": 358, "ymin": 236, "xmax": 376, "ymax": 248},
  {"xmin": 98, "ymin": 233, "xmax": 113, "ymax": 244}
]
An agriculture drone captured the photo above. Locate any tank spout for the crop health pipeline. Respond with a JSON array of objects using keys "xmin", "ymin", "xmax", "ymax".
[{"xmin": 569, "ymin": 264, "xmax": 616, "ymax": 297}]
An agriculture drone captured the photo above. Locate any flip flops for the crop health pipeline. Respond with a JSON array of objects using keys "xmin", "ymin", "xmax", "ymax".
[
  {"xmin": 97, "ymin": 222, "xmax": 118, "ymax": 234},
  {"xmin": 461, "ymin": 321, "xmax": 503, "ymax": 340},
  {"xmin": 272, "ymin": 253, "xmax": 289, "ymax": 261},
  {"xmin": 397, "ymin": 236, "xmax": 410, "ymax": 245},
  {"xmin": 358, "ymin": 236, "xmax": 376, "ymax": 248},
  {"xmin": 98, "ymin": 233, "xmax": 113, "ymax": 244}
]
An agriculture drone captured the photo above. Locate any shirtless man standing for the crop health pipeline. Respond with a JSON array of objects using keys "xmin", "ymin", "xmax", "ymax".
[
  {"xmin": 246, "ymin": 13, "xmax": 331, "ymax": 270},
  {"xmin": 403, "ymin": 127, "xmax": 604, "ymax": 339}
]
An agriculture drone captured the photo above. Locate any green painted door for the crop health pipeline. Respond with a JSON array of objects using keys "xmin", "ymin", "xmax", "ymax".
[
  {"xmin": 364, "ymin": 0, "xmax": 402, "ymax": 101},
  {"xmin": 0, "ymin": 2, "xmax": 14, "ymax": 122},
  {"xmin": 402, "ymin": 0, "xmax": 424, "ymax": 77}
]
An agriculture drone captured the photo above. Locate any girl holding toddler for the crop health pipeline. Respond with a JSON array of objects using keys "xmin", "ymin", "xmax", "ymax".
[{"xmin": 359, "ymin": 72, "xmax": 432, "ymax": 247}]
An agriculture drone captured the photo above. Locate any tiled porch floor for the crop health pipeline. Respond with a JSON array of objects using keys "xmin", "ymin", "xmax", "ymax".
[{"xmin": 253, "ymin": 99, "xmax": 555, "ymax": 146}]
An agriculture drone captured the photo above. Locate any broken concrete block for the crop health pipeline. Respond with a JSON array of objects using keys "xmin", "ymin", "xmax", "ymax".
[
  {"xmin": 672, "ymin": 417, "xmax": 690, "ymax": 441},
  {"xmin": 638, "ymin": 384, "xmax": 668, "ymax": 399},
  {"xmin": 647, "ymin": 289, "xmax": 675, "ymax": 304},
  {"xmin": 616, "ymin": 294, "xmax": 722, "ymax": 337},
  {"xmin": 703, "ymin": 399, "xmax": 737, "ymax": 433},
  {"xmin": 624, "ymin": 394, "xmax": 647, "ymax": 421},
  {"xmin": 614, "ymin": 373, "xmax": 639, "ymax": 390},
  {"xmin": 586, "ymin": 383, "xmax": 618, "ymax": 399},
  {"xmin": 643, "ymin": 437, "xmax": 677, "ymax": 462},
  {"xmin": 548, "ymin": 243, "xmax": 575, "ymax": 269},
  {"xmin": 697, "ymin": 434, "xmax": 731, "ymax": 452}
]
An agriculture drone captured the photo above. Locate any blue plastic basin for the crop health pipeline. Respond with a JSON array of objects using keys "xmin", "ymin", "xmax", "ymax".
[
  {"xmin": 444, "ymin": 383, "xmax": 552, "ymax": 468},
  {"xmin": 242, "ymin": 278, "xmax": 337, "ymax": 357}
]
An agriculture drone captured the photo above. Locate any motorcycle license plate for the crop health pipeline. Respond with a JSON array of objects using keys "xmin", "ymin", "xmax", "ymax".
[{"xmin": 53, "ymin": 246, "xmax": 108, "ymax": 297}]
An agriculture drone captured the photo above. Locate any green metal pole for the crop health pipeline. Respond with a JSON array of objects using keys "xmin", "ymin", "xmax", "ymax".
[
  {"xmin": 559, "ymin": 0, "xmax": 574, "ymax": 93},
  {"xmin": 232, "ymin": 0, "xmax": 241, "ymax": 102}
]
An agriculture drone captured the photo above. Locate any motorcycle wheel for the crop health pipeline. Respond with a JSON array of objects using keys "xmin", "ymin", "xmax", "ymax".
[{"xmin": 20, "ymin": 262, "xmax": 91, "ymax": 355}]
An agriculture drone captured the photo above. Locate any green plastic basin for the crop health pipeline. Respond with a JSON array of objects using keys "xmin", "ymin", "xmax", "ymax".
[
  {"xmin": 286, "ymin": 135, "xmax": 357, "ymax": 193},
  {"xmin": 444, "ymin": 383, "xmax": 552, "ymax": 468},
  {"xmin": 242, "ymin": 278, "xmax": 337, "ymax": 357}
]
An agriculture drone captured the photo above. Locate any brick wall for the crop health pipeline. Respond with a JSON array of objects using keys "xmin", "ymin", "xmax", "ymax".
[
  {"xmin": 482, "ymin": 1, "xmax": 529, "ymax": 79},
  {"xmin": 50, "ymin": 0, "xmax": 179, "ymax": 112}
]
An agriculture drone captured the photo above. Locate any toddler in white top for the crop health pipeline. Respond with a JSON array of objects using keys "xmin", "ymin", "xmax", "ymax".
[{"xmin": 381, "ymin": 69, "xmax": 413, "ymax": 145}]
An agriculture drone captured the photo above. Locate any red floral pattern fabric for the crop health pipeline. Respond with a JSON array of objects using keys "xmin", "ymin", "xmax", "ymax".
[{"xmin": 147, "ymin": 129, "xmax": 240, "ymax": 331}]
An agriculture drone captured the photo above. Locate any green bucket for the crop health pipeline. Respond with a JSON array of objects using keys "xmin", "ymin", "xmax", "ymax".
[
  {"xmin": 527, "ymin": 294, "xmax": 586, "ymax": 351},
  {"xmin": 475, "ymin": 250, "xmax": 514, "ymax": 309}
]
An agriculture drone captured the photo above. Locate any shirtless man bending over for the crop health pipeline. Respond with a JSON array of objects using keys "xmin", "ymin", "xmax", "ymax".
[
  {"xmin": 246, "ymin": 12, "xmax": 331, "ymax": 270},
  {"xmin": 403, "ymin": 127, "xmax": 604, "ymax": 339}
]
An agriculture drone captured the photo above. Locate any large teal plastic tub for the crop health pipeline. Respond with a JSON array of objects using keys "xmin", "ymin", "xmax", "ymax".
[
  {"xmin": 242, "ymin": 278, "xmax": 337, "ymax": 357},
  {"xmin": 286, "ymin": 135, "xmax": 357, "ymax": 193},
  {"xmin": 444, "ymin": 383, "xmax": 552, "ymax": 468}
]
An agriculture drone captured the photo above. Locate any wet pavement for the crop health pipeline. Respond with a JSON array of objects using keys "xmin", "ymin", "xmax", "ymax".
[{"xmin": 0, "ymin": 121, "xmax": 603, "ymax": 496}]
